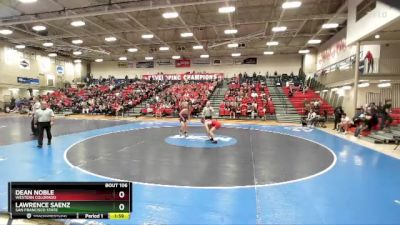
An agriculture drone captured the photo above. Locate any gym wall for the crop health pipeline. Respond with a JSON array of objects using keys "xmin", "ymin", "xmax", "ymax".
[
  {"xmin": 0, "ymin": 42, "xmax": 87, "ymax": 107},
  {"xmin": 90, "ymin": 54, "xmax": 302, "ymax": 78}
]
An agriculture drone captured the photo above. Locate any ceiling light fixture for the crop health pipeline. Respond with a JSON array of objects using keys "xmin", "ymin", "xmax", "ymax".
[
  {"xmin": 105, "ymin": 36, "xmax": 117, "ymax": 42},
  {"xmin": 0, "ymin": 29, "xmax": 13, "ymax": 35},
  {"xmin": 200, "ymin": 54, "xmax": 209, "ymax": 58},
  {"xmin": 375, "ymin": 34, "xmax": 380, "ymax": 39},
  {"xmin": 48, "ymin": 53, "xmax": 57, "ymax": 57},
  {"xmin": 282, "ymin": 1, "xmax": 302, "ymax": 9},
  {"xmin": 159, "ymin": 46, "xmax": 170, "ymax": 51},
  {"xmin": 193, "ymin": 45, "xmax": 204, "ymax": 50},
  {"xmin": 308, "ymin": 39, "xmax": 322, "ymax": 44},
  {"xmin": 224, "ymin": 29, "xmax": 238, "ymax": 34},
  {"xmin": 272, "ymin": 26, "xmax": 287, "ymax": 32},
  {"xmin": 266, "ymin": 41, "xmax": 279, "ymax": 46},
  {"xmin": 172, "ymin": 55, "xmax": 181, "ymax": 59},
  {"xmin": 299, "ymin": 49, "xmax": 310, "ymax": 54},
  {"xmin": 145, "ymin": 56, "xmax": 154, "ymax": 61},
  {"xmin": 42, "ymin": 42, "xmax": 53, "ymax": 47},
  {"xmin": 119, "ymin": 57, "xmax": 127, "ymax": 61},
  {"xmin": 70, "ymin": 20, "xmax": 86, "ymax": 27},
  {"xmin": 181, "ymin": 32, "xmax": 193, "ymax": 38},
  {"xmin": 95, "ymin": 59, "xmax": 103, "ymax": 62},
  {"xmin": 74, "ymin": 59, "xmax": 82, "ymax": 63},
  {"xmin": 264, "ymin": 51, "xmax": 274, "ymax": 55},
  {"xmin": 32, "ymin": 25, "xmax": 46, "ymax": 31},
  {"xmin": 358, "ymin": 83, "xmax": 370, "ymax": 88},
  {"xmin": 73, "ymin": 51, "xmax": 82, "ymax": 55},
  {"xmin": 322, "ymin": 23, "xmax": 339, "ymax": 29},
  {"xmin": 162, "ymin": 12, "xmax": 179, "ymax": 19},
  {"xmin": 231, "ymin": 53, "xmax": 241, "ymax": 57},
  {"xmin": 15, "ymin": 45, "xmax": 25, "ymax": 49},
  {"xmin": 72, "ymin": 39, "xmax": 83, "ymax": 44},
  {"xmin": 18, "ymin": 0, "xmax": 37, "ymax": 3},
  {"xmin": 227, "ymin": 43, "xmax": 239, "ymax": 48},
  {"xmin": 127, "ymin": 48, "xmax": 138, "ymax": 52},
  {"xmin": 141, "ymin": 34, "xmax": 154, "ymax": 39},
  {"xmin": 378, "ymin": 82, "xmax": 391, "ymax": 88},
  {"xmin": 218, "ymin": 6, "xmax": 235, "ymax": 13}
]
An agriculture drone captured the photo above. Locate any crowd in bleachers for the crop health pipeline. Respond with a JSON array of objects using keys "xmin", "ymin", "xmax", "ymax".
[
  {"xmin": 141, "ymin": 81, "xmax": 219, "ymax": 117},
  {"xmin": 41, "ymin": 78, "xmax": 167, "ymax": 116},
  {"xmin": 4, "ymin": 97, "xmax": 31, "ymax": 113},
  {"xmin": 282, "ymin": 82, "xmax": 333, "ymax": 128},
  {"xmin": 331, "ymin": 100, "xmax": 398, "ymax": 137},
  {"xmin": 219, "ymin": 77, "xmax": 275, "ymax": 119}
]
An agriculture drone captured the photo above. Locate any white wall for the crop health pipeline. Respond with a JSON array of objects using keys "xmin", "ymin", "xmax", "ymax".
[
  {"xmin": 347, "ymin": 0, "xmax": 400, "ymax": 45},
  {"xmin": 317, "ymin": 28, "xmax": 381, "ymax": 71},
  {"xmin": 303, "ymin": 53, "xmax": 317, "ymax": 77},
  {"xmin": 379, "ymin": 43, "xmax": 400, "ymax": 74},
  {"xmin": 0, "ymin": 42, "xmax": 87, "ymax": 107},
  {"xmin": 90, "ymin": 55, "xmax": 302, "ymax": 78},
  {"xmin": 325, "ymin": 83, "xmax": 398, "ymax": 117},
  {"xmin": 0, "ymin": 43, "xmax": 86, "ymax": 86}
]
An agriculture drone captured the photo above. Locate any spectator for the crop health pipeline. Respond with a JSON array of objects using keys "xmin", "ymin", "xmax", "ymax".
[
  {"xmin": 364, "ymin": 51, "xmax": 374, "ymax": 73},
  {"xmin": 333, "ymin": 106, "xmax": 344, "ymax": 130},
  {"xmin": 338, "ymin": 113, "xmax": 351, "ymax": 134},
  {"xmin": 380, "ymin": 99, "xmax": 393, "ymax": 131},
  {"xmin": 307, "ymin": 110, "xmax": 317, "ymax": 127}
]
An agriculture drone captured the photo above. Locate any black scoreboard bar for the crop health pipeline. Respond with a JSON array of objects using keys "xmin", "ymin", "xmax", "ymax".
[{"xmin": 8, "ymin": 182, "xmax": 132, "ymax": 220}]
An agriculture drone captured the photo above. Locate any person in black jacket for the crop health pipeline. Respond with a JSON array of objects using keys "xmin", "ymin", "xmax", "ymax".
[{"xmin": 333, "ymin": 106, "xmax": 344, "ymax": 130}]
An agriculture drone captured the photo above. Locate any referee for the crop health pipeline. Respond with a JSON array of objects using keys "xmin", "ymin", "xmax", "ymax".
[{"xmin": 34, "ymin": 101, "xmax": 55, "ymax": 148}]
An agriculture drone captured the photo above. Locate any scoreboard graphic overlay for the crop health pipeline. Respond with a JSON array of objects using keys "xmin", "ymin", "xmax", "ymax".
[{"xmin": 8, "ymin": 182, "xmax": 132, "ymax": 220}]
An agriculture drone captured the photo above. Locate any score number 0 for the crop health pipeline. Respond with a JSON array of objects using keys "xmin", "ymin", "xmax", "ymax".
[{"xmin": 118, "ymin": 191, "xmax": 125, "ymax": 211}]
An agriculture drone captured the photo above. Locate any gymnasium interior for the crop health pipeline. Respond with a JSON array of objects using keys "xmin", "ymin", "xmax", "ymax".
[{"xmin": 0, "ymin": 0, "xmax": 400, "ymax": 224}]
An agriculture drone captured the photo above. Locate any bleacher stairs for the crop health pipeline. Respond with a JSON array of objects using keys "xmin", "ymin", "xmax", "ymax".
[
  {"xmin": 360, "ymin": 125, "xmax": 400, "ymax": 145},
  {"xmin": 125, "ymin": 97, "xmax": 158, "ymax": 117},
  {"xmin": 209, "ymin": 82, "xmax": 227, "ymax": 118},
  {"xmin": 266, "ymin": 78, "xmax": 301, "ymax": 123}
]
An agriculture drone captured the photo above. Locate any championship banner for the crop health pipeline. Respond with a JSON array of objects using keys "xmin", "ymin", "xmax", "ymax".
[
  {"xmin": 242, "ymin": 57, "xmax": 257, "ymax": 64},
  {"xmin": 175, "ymin": 59, "xmax": 191, "ymax": 68},
  {"xmin": 157, "ymin": 59, "xmax": 173, "ymax": 66},
  {"xmin": 17, "ymin": 77, "xmax": 39, "ymax": 85},
  {"xmin": 136, "ymin": 61, "xmax": 154, "ymax": 68},
  {"xmin": 192, "ymin": 59, "xmax": 210, "ymax": 65},
  {"xmin": 142, "ymin": 73, "xmax": 224, "ymax": 81}
]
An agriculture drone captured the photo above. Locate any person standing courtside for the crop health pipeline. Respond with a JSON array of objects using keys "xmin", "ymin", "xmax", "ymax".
[
  {"xmin": 30, "ymin": 97, "xmax": 41, "ymax": 136},
  {"xmin": 34, "ymin": 101, "xmax": 55, "ymax": 148},
  {"xmin": 333, "ymin": 106, "xmax": 343, "ymax": 130}
]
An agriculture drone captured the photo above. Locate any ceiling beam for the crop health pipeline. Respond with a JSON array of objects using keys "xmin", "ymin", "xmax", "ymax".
[
  {"xmin": 302, "ymin": 0, "xmax": 348, "ymax": 49},
  {"xmin": 42, "ymin": 21, "xmax": 110, "ymax": 55},
  {"xmin": 10, "ymin": 12, "xmax": 346, "ymax": 42},
  {"xmin": 287, "ymin": 20, "xmax": 308, "ymax": 45},
  {"xmin": 0, "ymin": 0, "xmax": 235, "ymax": 26},
  {"xmin": 113, "ymin": 4, "xmax": 180, "ymax": 58},
  {"xmin": 84, "ymin": 32, "xmax": 336, "ymax": 48}
]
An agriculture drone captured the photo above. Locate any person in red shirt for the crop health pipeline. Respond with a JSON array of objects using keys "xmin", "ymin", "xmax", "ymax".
[
  {"xmin": 201, "ymin": 118, "xmax": 222, "ymax": 144},
  {"xmin": 364, "ymin": 51, "xmax": 374, "ymax": 73}
]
